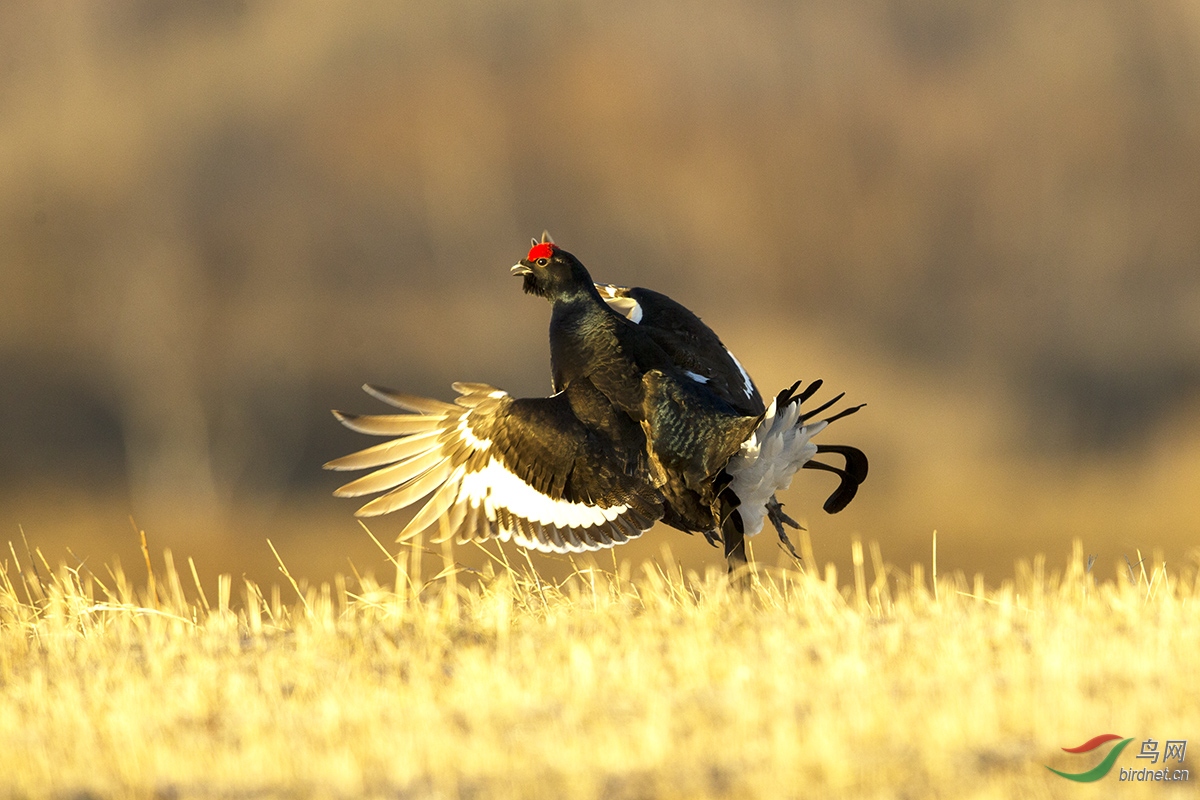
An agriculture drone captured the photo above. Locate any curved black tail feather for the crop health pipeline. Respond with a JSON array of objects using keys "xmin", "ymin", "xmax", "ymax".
[{"xmin": 803, "ymin": 443, "xmax": 870, "ymax": 514}]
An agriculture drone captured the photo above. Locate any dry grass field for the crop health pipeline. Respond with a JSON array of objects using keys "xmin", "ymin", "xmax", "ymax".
[{"xmin": 1, "ymin": 532, "xmax": 1195, "ymax": 799}]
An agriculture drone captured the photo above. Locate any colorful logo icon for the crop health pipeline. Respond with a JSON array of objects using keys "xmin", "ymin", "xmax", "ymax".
[{"xmin": 1047, "ymin": 734, "xmax": 1135, "ymax": 782}]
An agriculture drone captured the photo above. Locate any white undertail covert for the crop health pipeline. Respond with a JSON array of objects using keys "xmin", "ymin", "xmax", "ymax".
[{"xmin": 724, "ymin": 398, "xmax": 826, "ymax": 536}]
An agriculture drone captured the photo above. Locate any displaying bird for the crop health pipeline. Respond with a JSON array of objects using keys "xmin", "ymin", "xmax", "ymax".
[{"xmin": 326, "ymin": 233, "xmax": 867, "ymax": 572}]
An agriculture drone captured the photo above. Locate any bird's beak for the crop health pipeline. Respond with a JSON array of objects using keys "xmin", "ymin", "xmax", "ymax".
[{"xmin": 510, "ymin": 262, "xmax": 533, "ymax": 276}]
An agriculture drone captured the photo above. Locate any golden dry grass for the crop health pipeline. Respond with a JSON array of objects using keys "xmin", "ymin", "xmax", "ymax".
[{"xmin": 0, "ymin": 533, "xmax": 1196, "ymax": 799}]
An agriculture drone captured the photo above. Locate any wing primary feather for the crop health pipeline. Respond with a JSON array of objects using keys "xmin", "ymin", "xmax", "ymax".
[
  {"xmin": 398, "ymin": 469, "xmax": 464, "ymax": 541},
  {"xmin": 451, "ymin": 381, "xmax": 502, "ymax": 395},
  {"xmin": 333, "ymin": 448, "xmax": 447, "ymax": 498},
  {"xmin": 454, "ymin": 393, "xmax": 506, "ymax": 410},
  {"xmin": 356, "ymin": 459, "xmax": 455, "ymax": 517},
  {"xmin": 323, "ymin": 430, "xmax": 441, "ymax": 471},
  {"xmin": 362, "ymin": 384, "xmax": 458, "ymax": 414},
  {"xmin": 332, "ymin": 411, "xmax": 445, "ymax": 436}
]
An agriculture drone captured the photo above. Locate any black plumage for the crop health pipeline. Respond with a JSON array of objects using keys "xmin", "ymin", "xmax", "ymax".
[{"xmin": 328, "ymin": 233, "xmax": 867, "ymax": 571}]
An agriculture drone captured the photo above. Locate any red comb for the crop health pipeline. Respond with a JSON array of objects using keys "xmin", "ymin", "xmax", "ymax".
[{"xmin": 527, "ymin": 242, "xmax": 555, "ymax": 261}]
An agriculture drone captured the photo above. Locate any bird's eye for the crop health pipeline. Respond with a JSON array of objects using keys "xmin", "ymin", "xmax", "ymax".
[{"xmin": 536, "ymin": 258, "xmax": 549, "ymax": 267}]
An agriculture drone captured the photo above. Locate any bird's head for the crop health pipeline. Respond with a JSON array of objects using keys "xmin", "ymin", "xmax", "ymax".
[{"xmin": 510, "ymin": 232, "xmax": 595, "ymax": 301}]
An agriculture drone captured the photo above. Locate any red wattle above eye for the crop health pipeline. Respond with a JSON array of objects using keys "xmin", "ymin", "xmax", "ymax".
[{"xmin": 527, "ymin": 243, "xmax": 555, "ymax": 261}]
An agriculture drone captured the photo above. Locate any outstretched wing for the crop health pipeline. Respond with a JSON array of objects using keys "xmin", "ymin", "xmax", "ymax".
[
  {"xmin": 325, "ymin": 383, "xmax": 663, "ymax": 553},
  {"xmin": 596, "ymin": 283, "xmax": 764, "ymax": 415}
]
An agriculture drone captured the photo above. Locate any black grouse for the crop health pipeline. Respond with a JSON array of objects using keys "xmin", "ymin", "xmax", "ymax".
[{"xmin": 326, "ymin": 234, "xmax": 867, "ymax": 572}]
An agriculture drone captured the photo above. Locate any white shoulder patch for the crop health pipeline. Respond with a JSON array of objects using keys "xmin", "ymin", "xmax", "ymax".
[
  {"xmin": 684, "ymin": 370, "xmax": 709, "ymax": 384},
  {"xmin": 601, "ymin": 295, "xmax": 643, "ymax": 324}
]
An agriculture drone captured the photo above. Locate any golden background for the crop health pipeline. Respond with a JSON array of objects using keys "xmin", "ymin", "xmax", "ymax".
[{"xmin": 2, "ymin": 1, "xmax": 1198, "ymax": 588}]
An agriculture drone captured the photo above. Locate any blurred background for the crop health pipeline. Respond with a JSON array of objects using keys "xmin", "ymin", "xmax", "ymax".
[{"xmin": 2, "ymin": 1, "xmax": 1198, "ymax": 591}]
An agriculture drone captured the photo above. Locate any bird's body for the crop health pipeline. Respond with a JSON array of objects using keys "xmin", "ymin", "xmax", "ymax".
[{"xmin": 328, "ymin": 235, "xmax": 867, "ymax": 571}]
